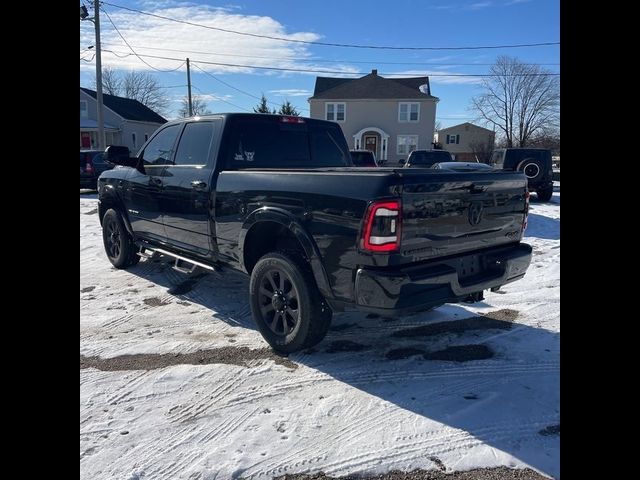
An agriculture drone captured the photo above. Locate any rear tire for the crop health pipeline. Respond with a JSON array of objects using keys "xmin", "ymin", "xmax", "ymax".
[
  {"xmin": 102, "ymin": 208, "xmax": 140, "ymax": 269},
  {"xmin": 250, "ymin": 251, "xmax": 332, "ymax": 353},
  {"xmin": 536, "ymin": 187, "xmax": 553, "ymax": 202}
]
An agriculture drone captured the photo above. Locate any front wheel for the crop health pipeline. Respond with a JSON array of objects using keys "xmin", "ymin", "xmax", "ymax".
[
  {"xmin": 249, "ymin": 251, "xmax": 332, "ymax": 353},
  {"xmin": 102, "ymin": 208, "xmax": 140, "ymax": 269}
]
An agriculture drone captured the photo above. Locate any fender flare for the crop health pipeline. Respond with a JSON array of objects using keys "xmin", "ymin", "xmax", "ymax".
[
  {"xmin": 98, "ymin": 184, "xmax": 135, "ymax": 237},
  {"xmin": 238, "ymin": 206, "xmax": 334, "ymax": 301}
]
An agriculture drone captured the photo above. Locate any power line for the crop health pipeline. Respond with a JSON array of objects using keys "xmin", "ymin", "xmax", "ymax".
[
  {"xmin": 191, "ymin": 85, "xmax": 251, "ymax": 112},
  {"xmin": 101, "ymin": 49, "xmax": 561, "ymax": 77},
  {"xmin": 191, "ymin": 63, "xmax": 310, "ymax": 112},
  {"xmin": 100, "ymin": 7, "xmax": 186, "ymax": 73},
  {"xmin": 100, "ymin": 41, "xmax": 560, "ymax": 66},
  {"xmin": 102, "ymin": 2, "xmax": 559, "ymax": 51}
]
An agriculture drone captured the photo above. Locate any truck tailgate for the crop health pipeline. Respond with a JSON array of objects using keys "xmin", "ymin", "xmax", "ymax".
[{"xmin": 398, "ymin": 169, "xmax": 527, "ymax": 262}]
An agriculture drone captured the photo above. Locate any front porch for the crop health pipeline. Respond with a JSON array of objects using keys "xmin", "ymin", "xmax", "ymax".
[
  {"xmin": 80, "ymin": 118, "xmax": 120, "ymax": 149},
  {"xmin": 353, "ymin": 127, "xmax": 390, "ymax": 163}
]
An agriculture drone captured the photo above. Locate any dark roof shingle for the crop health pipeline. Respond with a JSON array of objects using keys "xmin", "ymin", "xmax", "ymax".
[
  {"xmin": 311, "ymin": 72, "xmax": 436, "ymax": 100},
  {"xmin": 80, "ymin": 87, "xmax": 167, "ymax": 123}
]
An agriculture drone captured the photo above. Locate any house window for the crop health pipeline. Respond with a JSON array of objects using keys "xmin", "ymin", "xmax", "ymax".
[
  {"xmin": 446, "ymin": 134, "xmax": 460, "ymax": 144},
  {"xmin": 326, "ymin": 103, "xmax": 346, "ymax": 122},
  {"xmin": 132, "ymin": 133, "xmax": 137, "ymax": 149},
  {"xmin": 398, "ymin": 102, "xmax": 420, "ymax": 122},
  {"xmin": 80, "ymin": 100, "xmax": 88, "ymax": 118},
  {"xmin": 397, "ymin": 135, "xmax": 418, "ymax": 155}
]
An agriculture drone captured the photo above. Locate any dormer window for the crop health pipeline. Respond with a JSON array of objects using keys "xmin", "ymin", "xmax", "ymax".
[{"xmin": 80, "ymin": 100, "xmax": 88, "ymax": 118}]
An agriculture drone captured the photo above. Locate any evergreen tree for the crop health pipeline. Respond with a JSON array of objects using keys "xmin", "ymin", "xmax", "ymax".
[
  {"xmin": 253, "ymin": 94, "xmax": 275, "ymax": 114},
  {"xmin": 277, "ymin": 100, "xmax": 300, "ymax": 116}
]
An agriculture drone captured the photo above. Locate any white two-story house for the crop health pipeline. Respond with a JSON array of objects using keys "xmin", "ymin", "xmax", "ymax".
[{"xmin": 308, "ymin": 69, "xmax": 439, "ymax": 164}]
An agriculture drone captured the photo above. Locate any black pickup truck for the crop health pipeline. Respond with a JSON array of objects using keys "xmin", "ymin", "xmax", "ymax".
[{"xmin": 99, "ymin": 113, "xmax": 532, "ymax": 353}]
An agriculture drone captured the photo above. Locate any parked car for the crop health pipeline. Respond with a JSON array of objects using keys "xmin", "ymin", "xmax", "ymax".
[
  {"xmin": 401, "ymin": 149, "xmax": 453, "ymax": 168},
  {"xmin": 490, "ymin": 148, "xmax": 553, "ymax": 201},
  {"xmin": 99, "ymin": 113, "xmax": 532, "ymax": 353},
  {"xmin": 432, "ymin": 162, "xmax": 494, "ymax": 172},
  {"xmin": 349, "ymin": 150, "xmax": 377, "ymax": 167},
  {"xmin": 80, "ymin": 150, "xmax": 114, "ymax": 189}
]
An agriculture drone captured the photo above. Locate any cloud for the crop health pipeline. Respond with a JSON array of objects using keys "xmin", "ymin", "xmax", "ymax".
[
  {"xmin": 269, "ymin": 89, "xmax": 312, "ymax": 97},
  {"xmin": 469, "ymin": 2, "xmax": 493, "ymax": 9},
  {"xmin": 80, "ymin": 3, "xmax": 354, "ymax": 77}
]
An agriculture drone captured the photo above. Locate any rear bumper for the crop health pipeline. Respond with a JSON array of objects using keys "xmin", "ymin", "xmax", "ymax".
[
  {"xmin": 529, "ymin": 179, "xmax": 553, "ymax": 190},
  {"xmin": 353, "ymin": 243, "xmax": 532, "ymax": 314}
]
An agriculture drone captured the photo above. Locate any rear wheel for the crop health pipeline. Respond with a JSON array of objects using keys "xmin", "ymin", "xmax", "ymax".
[
  {"xmin": 536, "ymin": 187, "xmax": 553, "ymax": 202},
  {"xmin": 102, "ymin": 208, "xmax": 140, "ymax": 269},
  {"xmin": 250, "ymin": 251, "xmax": 332, "ymax": 353}
]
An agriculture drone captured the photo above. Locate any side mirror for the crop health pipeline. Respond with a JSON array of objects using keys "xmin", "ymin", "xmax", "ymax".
[
  {"xmin": 104, "ymin": 145, "xmax": 137, "ymax": 168},
  {"xmin": 398, "ymin": 159, "xmax": 406, "ymax": 165}
]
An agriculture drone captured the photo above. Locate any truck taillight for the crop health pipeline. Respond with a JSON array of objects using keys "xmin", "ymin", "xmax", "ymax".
[
  {"xmin": 361, "ymin": 199, "xmax": 401, "ymax": 253},
  {"xmin": 523, "ymin": 190, "xmax": 530, "ymax": 231},
  {"xmin": 85, "ymin": 153, "xmax": 95, "ymax": 175}
]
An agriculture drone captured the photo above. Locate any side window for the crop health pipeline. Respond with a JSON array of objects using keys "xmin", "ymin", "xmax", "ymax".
[
  {"xmin": 173, "ymin": 122, "xmax": 215, "ymax": 166},
  {"xmin": 140, "ymin": 124, "xmax": 180, "ymax": 165}
]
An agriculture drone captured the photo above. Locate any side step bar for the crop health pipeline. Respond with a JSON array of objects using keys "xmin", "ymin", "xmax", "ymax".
[{"xmin": 138, "ymin": 246, "xmax": 216, "ymax": 273}]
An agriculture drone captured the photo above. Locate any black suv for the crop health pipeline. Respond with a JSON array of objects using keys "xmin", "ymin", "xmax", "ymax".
[
  {"xmin": 401, "ymin": 149, "xmax": 453, "ymax": 168},
  {"xmin": 490, "ymin": 148, "xmax": 553, "ymax": 201}
]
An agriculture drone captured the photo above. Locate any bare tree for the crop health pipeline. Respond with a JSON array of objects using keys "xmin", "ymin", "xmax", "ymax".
[
  {"xmin": 469, "ymin": 139, "xmax": 495, "ymax": 164},
  {"xmin": 94, "ymin": 66, "xmax": 122, "ymax": 96},
  {"xmin": 434, "ymin": 121, "xmax": 442, "ymax": 132},
  {"xmin": 91, "ymin": 69, "xmax": 169, "ymax": 116},
  {"xmin": 178, "ymin": 95, "xmax": 212, "ymax": 117},
  {"xmin": 471, "ymin": 56, "xmax": 559, "ymax": 147},
  {"xmin": 122, "ymin": 72, "xmax": 170, "ymax": 116}
]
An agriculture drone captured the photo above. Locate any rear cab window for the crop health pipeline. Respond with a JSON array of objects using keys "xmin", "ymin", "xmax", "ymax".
[{"xmin": 222, "ymin": 116, "xmax": 352, "ymax": 169}]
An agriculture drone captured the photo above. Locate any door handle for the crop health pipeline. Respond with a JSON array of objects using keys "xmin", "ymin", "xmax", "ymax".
[
  {"xmin": 149, "ymin": 177, "xmax": 162, "ymax": 187},
  {"xmin": 191, "ymin": 180, "xmax": 207, "ymax": 189}
]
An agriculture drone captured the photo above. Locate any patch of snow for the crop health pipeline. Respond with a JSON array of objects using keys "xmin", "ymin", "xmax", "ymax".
[{"xmin": 81, "ymin": 191, "xmax": 559, "ymax": 479}]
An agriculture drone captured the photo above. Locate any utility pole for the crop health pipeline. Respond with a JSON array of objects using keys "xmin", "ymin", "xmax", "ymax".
[
  {"xmin": 81, "ymin": 2, "xmax": 105, "ymax": 149},
  {"xmin": 94, "ymin": 0, "xmax": 105, "ymax": 150},
  {"xmin": 186, "ymin": 58, "xmax": 193, "ymax": 116}
]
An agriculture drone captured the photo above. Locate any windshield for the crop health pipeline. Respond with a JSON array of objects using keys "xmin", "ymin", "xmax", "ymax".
[{"xmin": 407, "ymin": 150, "xmax": 452, "ymax": 167}]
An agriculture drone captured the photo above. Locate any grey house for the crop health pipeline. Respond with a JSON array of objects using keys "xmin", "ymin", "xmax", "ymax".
[
  {"xmin": 308, "ymin": 69, "xmax": 439, "ymax": 164},
  {"xmin": 80, "ymin": 87, "xmax": 167, "ymax": 152}
]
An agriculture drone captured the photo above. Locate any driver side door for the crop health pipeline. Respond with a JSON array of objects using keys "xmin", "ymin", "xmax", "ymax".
[{"xmin": 125, "ymin": 124, "xmax": 181, "ymax": 242}]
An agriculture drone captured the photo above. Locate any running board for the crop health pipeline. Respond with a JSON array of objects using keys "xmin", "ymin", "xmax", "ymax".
[
  {"xmin": 144, "ymin": 247, "xmax": 216, "ymax": 273},
  {"xmin": 137, "ymin": 247, "xmax": 159, "ymax": 260}
]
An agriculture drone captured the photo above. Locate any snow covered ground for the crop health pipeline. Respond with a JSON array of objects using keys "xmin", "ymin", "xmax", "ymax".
[{"xmin": 80, "ymin": 186, "xmax": 560, "ymax": 480}]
